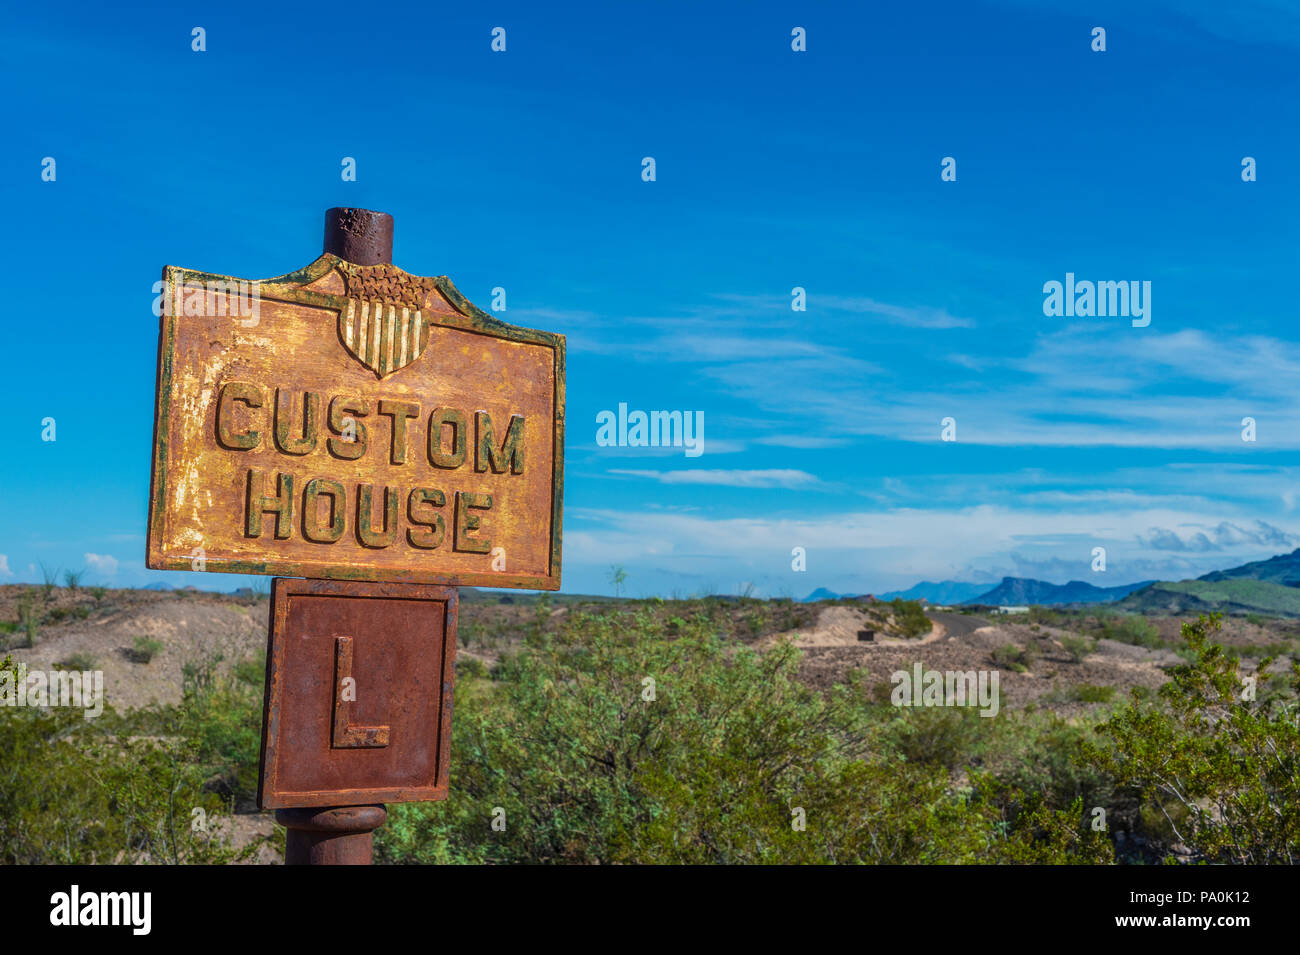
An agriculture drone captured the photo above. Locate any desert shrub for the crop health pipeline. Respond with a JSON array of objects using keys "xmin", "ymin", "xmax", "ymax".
[
  {"xmin": 128, "ymin": 636, "xmax": 164, "ymax": 664},
  {"xmin": 1096, "ymin": 613, "xmax": 1163, "ymax": 649},
  {"xmin": 1059, "ymin": 635, "xmax": 1097, "ymax": 663},
  {"xmin": 377, "ymin": 609, "xmax": 1106, "ymax": 865},
  {"xmin": 890, "ymin": 599, "xmax": 931, "ymax": 639},
  {"xmin": 992, "ymin": 643, "xmax": 1037, "ymax": 673},
  {"xmin": 456, "ymin": 657, "xmax": 489, "ymax": 679},
  {"xmin": 233, "ymin": 651, "xmax": 266, "ymax": 686},
  {"xmin": 0, "ymin": 654, "xmax": 256, "ymax": 863},
  {"xmin": 133, "ymin": 653, "xmax": 265, "ymax": 810},
  {"xmin": 48, "ymin": 606, "xmax": 90, "ymax": 623},
  {"xmin": 1083, "ymin": 614, "xmax": 1300, "ymax": 863},
  {"xmin": 1072, "ymin": 684, "xmax": 1116, "ymax": 703},
  {"xmin": 983, "ymin": 711, "xmax": 1115, "ymax": 808},
  {"xmin": 38, "ymin": 564, "xmax": 60, "ymax": 599},
  {"xmin": 18, "ymin": 597, "xmax": 41, "ymax": 648},
  {"xmin": 56, "ymin": 652, "xmax": 98, "ymax": 671},
  {"xmin": 887, "ymin": 707, "xmax": 983, "ymax": 771},
  {"xmin": 1027, "ymin": 606, "xmax": 1063, "ymax": 626}
]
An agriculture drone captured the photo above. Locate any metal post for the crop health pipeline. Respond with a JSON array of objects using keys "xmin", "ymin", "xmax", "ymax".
[
  {"xmin": 322, "ymin": 207, "xmax": 394, "ymax": 266},
  {"xmin": 275, "ymin": 806, "xmax": 387, "ymax": 865},
  {"xmin": 275, "ymin": 208, "xmax": 396, "ymax": 866}
]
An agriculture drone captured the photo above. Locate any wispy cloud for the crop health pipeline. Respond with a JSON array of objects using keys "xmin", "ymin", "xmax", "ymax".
[
  {"xmin": 608, "ymin": 468, "xmax": 823, "ymax": 489},
  {"xmin": 697, "ymin": 327, "xmax": 1300, "ymax": 449},
  {"xmin": 754, "ymin": 434, "xmax": 851, "ymax": 449},
  {"xmin": 817, "ymin": 295, "xmax": 976, "ymax": 329}
]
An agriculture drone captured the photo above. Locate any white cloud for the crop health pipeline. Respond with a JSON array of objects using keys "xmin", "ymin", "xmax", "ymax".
[
  {"xmin": 608, "ymin": 468, "xmax": 823, "ymax": 489},
  {"xmin": 0, "ymin": 555, "xmax": 11, "ymax": 577},
  {"xmin": 697, "ymin": 327, "xmax": 1300, "ymax": 449},
  {"xmin": 1138, "ymin": 520, "xmax": 1298, "ymax": 553},
  {"xmin": 754, "ymin": 434, "xmax": 851, "ymax": 449},
  {"xmin": 84, "ymin": 553, "xmax": 119, "ymax": 577},
  {"xmin": 564, "ymin": 503, "xmax": 1300, "ymax": 588},
  {"xmin": 817, "ymin": 295, "xmax": 977, "ymax": 329}
]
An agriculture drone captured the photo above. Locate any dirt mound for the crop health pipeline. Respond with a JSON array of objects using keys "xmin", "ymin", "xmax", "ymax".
[{"xmin": 1, "ymin": 586, "xmax": 268, "ymax": 711}]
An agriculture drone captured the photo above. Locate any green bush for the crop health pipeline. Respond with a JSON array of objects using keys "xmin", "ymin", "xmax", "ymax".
[
  {"xmin": 128, "ymin": 636, "xmax": 164, "ymax": 664},
  {"xmin": 0, "ymin": 653, "xmax": 261, "ymax": 863},
  {"xmin": 1096, "ymin": 613, "xmax": 1163, "ymax": 649},
  {"xmin": 890, "ymin": 599, "xmax": 931, "ymax": 639},
  {"xmin": 888, "ymin": 707, "xmax": 982, "ymax": 771},
  {"xmin": 56, "ymin": 652, "xmax": 98, "ymax": 671},
  {"xmin": 456, "ymin": 657, "xmax": 489, "ymax": 679},
  {"xmin": 48, "ymin": 606, "xmax": 90, "ymax": 623},
  {"xmin": 1084, "ymin": 614, "xmax": 1300, "ymax": 864},
  {"xmin": 377, "ymin": 609, "xmax": 1108, "ymax": 864},
  {"xmin": 1072, "ymin": 684, "xmax": 1116, "ymax": 703},
  {"xmin": 1027, "ymin": 606, "xmax": 1063, "ymax": 627},
  {"xmin": 233, "ymin": 651, "xmax": 266, "ymax": 686},
  {"xmin": 1059, "ymin": 635, "xmax": 1097, "ymax": 663},
  {"xmin": 992, "ymin": 643, "xmax": 1037, "ymax": 673}
]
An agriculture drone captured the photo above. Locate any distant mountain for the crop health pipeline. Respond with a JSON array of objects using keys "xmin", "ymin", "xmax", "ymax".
[
  {"xmin": 1118, "ymin": 579, "xmax": 1300, "ymax": 618},
  {"xmin": 1197, "ymin": 547, "xmax": 1300, "ymax": 587},
  {"xmin": 965, "ymin": 577, "xmax": 1156, "ymax": 606},
  {"xmin": 877, "ymin": 581, "xmax": 991, "ymax": 605},
  {"xmin": 802, "ymin": 587, "xmax": 851, "ymax": 603},
  {"xmin": 141, "ymin": 582, "xmax": 173, "ymax": 591}
]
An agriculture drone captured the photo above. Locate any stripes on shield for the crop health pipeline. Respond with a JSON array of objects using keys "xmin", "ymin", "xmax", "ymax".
[{"xmin": 340, "ymin": 300, "xmax": 426, "ymax": 376}]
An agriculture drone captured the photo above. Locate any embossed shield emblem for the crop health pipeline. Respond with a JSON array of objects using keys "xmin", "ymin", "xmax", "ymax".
[{"xmin": 337, "ymin": 262, "xmax": 438, "ymax": 378}]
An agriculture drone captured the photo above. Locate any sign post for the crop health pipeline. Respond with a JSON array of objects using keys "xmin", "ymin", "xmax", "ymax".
[{"xmin": 147, "ymin": 208, "xmax": 565, "ymax": 863}]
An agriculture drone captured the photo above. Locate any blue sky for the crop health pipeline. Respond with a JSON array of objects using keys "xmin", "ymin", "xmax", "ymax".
[{"xmin": 3, "ymin": 0, "xmax": 1299, "ymax": 598}]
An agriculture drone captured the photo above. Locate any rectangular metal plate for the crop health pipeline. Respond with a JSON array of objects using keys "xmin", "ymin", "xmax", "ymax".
[
  {"xmin": 257, "ymin": 577, "xmax": 458, "ymax": 809},
  {"xmin": 146, "ymin": 254, "xmax": 564, "ymax": 589}
]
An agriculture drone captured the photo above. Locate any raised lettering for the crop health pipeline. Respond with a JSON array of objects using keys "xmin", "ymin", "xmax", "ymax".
[
  {"xmin": 475, "ymin": 412, "xmax": 524, "ymax": 474},
  {"xmin": 327, "ymin": 396, "xmax": 368, "ymax": 460},
  {"xmin": 428, "ymin": 408, "xmax": 467, "ymax": 469},
  {"xmin": 356, "ymin": 484, "xmax": 398, "ymax": 548},
  {"xmin": 379, "ymin": 399, "xmax": 419, "ymax": 465},
  {"xmin": 454, "ymin": 491, "xmax": 492, "ymax": 553},
  {"xmin": 274, "ymin": 389, "xmax": 319, "ymax": 455},
  {"xmin": 302, "ymin": 478, "xmax": 345, "ymax": 543},
  {"xmin": 246, "ymin": 469, "xmax": 294, "ymax": 539},
  {"xmin": 407, "ymin": 487, "xmax": 446, "ymax": 549},
  {"xmin": 216, "ymin": 381, "xmax": 263, "ymax": 450}
]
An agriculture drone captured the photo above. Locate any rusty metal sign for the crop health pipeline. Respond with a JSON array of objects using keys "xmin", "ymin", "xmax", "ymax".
[
  {"xmin": 258, "ymin": 577, "xmax": 457, "ymax": 808},
  {"xmin": 146, "ymin": 253, "xmax": 565, "ymax": 589}
]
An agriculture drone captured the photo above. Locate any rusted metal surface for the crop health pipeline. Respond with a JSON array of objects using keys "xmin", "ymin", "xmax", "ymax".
[
  {"xmin": 275, "ymin": 805, "xmax": 387, "ymax": 865},
  {"xmin": 323, "ymin": 207, "xmax": 394, "ymax": 266},
  {"xmin": 258, "ymin": 577, "xmax": 458, "ymax": 809},
  {"xmin": 256, "ymin": 574, "xmax": 454, "ymax": 805},
  {"xmin": 332, "ymin": 636, "xmax": 391, "ymax": 747},
  {"xmin": 145, "ymin": 233, "xmax": 565, "ymax": 590}
]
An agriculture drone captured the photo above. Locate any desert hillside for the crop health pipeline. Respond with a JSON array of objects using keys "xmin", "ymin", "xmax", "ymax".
[{"xmin": 2, "ymin": 584, "xmax": 1297, "ymax": 865}]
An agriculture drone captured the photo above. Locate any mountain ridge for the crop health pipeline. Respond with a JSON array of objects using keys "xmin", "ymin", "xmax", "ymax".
[{"xmin": 963, "ymin": 577, "xmax": 1156, "ymax": 606}]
